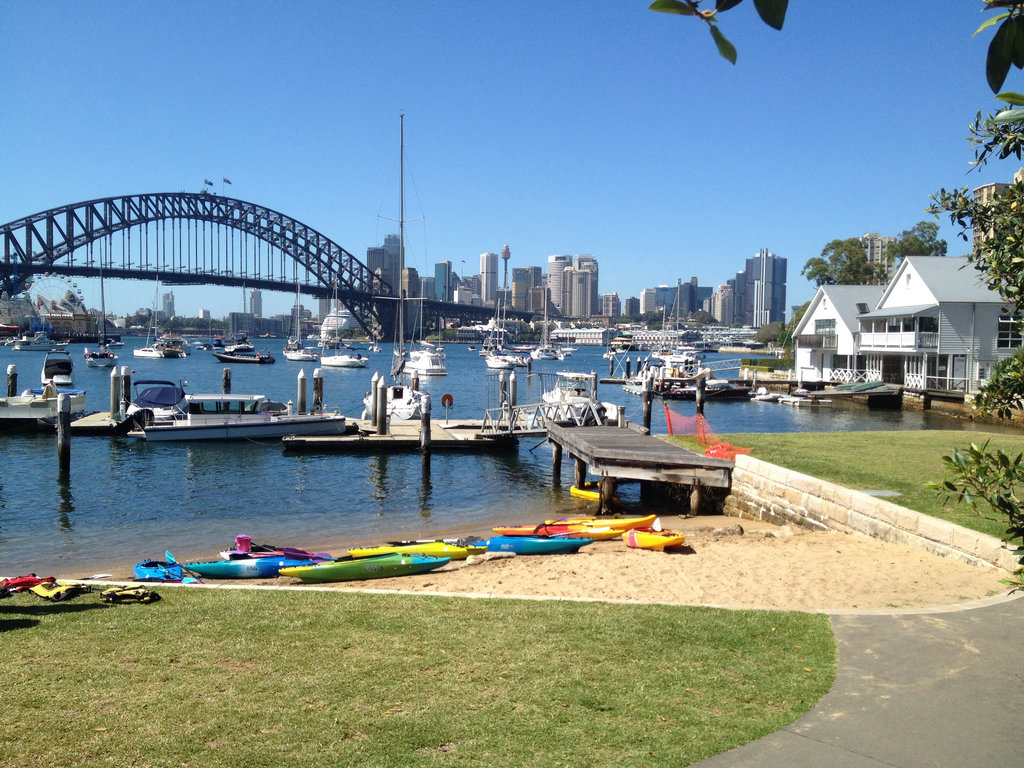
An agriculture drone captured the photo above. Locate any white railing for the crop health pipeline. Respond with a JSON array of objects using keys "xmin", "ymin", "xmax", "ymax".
[
  {"xmin": 479, "ymin": 400, "xmax": 607, "ymax": 436},
  {"xmin": 828, "ymin": 368, "xmax": 877, "ymax": 383}
]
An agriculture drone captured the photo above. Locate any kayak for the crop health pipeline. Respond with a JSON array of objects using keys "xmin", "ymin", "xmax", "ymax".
[
  {"xmin": 279, "ymin": 553, "xmax": 451, "ymax": 583},
  {"xmin": 544, "ymin": 514, "xmax": 659, "ymax": 532},
  {"xmin": 483, "ymin": 535, "xmax": 593, "ymax": 555},
  {"xmin": 133, "ymin": 559, "xmax": 187, "ymax": 582},
  {"xmin": 570, "ymin": 481, "xmax": 619, "ymax": 504},
  {"xmin": 492, "ymin": 522, "xmax": 621, "ymax": 541},
  {"xmin": 183, "ymin": 556, "xmax": 319, "ymax": 579},
  {"xmin": 219, "ymin": 534, "xmax": 332, "ymax": 562},
  {"xmin": 348, "ymin": 541, "xmax": 487, "ymax": 560},
  {"xmin": 623, "ymin": 528, "xmax": 687, "ymax": 552}
]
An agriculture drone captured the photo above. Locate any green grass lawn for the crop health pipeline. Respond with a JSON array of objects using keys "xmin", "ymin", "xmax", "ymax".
[
  {"xmin": 671, "ymin": 429, "xmax": 1024, "ymax": 540},
  {"xmin": 1, "ymin": 588, "xmax": 834, "ymax": 768}
]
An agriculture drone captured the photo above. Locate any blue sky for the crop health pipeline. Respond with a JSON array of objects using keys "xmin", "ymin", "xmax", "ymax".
[{"xmin": 0, "ymin": 2, "xmax": 1014, "ymax": 319}]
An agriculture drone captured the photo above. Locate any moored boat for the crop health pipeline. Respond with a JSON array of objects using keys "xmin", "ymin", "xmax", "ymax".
[
  {"xmin": 622, "ymin": 527, "xmax": 687, "ymax": 552},
  {"xmin": 211, "ymin": 350, "xmax": 275, "ymax": 364},
  {"xmin": 491, "ymin": 522, "xmax": 621, "ymax": 541},
  {"xmin": 347, "ymin": 541, "xmax": 486, "ymax": 560},
  {"xmin": 279, "ymin": 553, "xmax": 451, "ymax": 583},
  {"xmin": 182, "ymin": 555, "xmax": 319, "ymax": 579},
  {"xmin": 543, "ymin": 514, "xmax": 658, "ymax": 532},
  {"xmin": 483, "ymin": 535, "xmax": 593, "ymax": 555},
  {"xmin": 41, "ymin": 349, "xmax": 74, "ymax": 386}
]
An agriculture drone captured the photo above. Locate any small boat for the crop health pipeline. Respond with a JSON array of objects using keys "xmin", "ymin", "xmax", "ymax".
[
  {"xmin": 12, "ymin": 331, "xmax": 64, "ymax": 351},
  {"xmin": 0, "ymin": 387, "xmax": 87, "ymax": 431},
  {"xmin": 347, "ymin": 541, "xmax": 486, "ymax": 560},
  {"xmin": 83, "ymin": 346, "xmax": 118, "ymax": 368},
  {"xmin": 320, "ymin": 351, "xmax": 368, "ymax": 368},
  {"xmin": 211, "ymin": 350, "xmax": 275, "ymax": 364},
  {"xmin": 132, "ymin": 558, "xmax": 202, "ymax": 583},
  {"xmin": 622, "ymin": 527, "xmax": 687, "ymax": 552},
  {"xmin": 544, "ymin": 514, "xmax": 658, "ymax": 532},
  {"xmin": 483, "ymin": 535, "xmax": 593, "ymax": 555},
  {"xmin": 361, "ymin": 382, "xmax": 425, "ymax": 421},
  {"xmin": 41, "ymin": 349, "xmax": 74, "ymax": 386},
  {"xmin": 279, "ymin": 553, "xmax": 451, "ymax": 583},
  {"xmin": 569, "ymin": 481, "xmax": 620, "ymax": 505},
  {"xmin": 492, "ymin": 522, "xmax": 621, "ymax": 541},
  {"xmin": 128, "ymin": 392, "xmax": 347, "ymax": 441},
  {"xmin": 218, "ymin": 534, "xmax": 332, "ymax": 561},
  {"xmin": 406, "ymin": 345, "xmax": 447, "ymax": 376},
  {"xmin": 182, "ymin": 555, "xmax": 319, "ymax": 579}
]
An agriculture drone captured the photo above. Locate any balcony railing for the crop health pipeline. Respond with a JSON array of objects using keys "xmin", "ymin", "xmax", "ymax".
[{"xmin": 859, "ymin": 331, "xmax": 939, "ymax": 350}]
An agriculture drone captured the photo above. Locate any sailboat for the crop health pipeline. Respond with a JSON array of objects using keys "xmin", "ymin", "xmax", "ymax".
[
  {"xmin": 363, "ymin": 114, "xmax": 428, "ymax": 419},
  {"xmin": 134, "ymin": 279, "xmax": 186, "ymax": 359},
  {"xmin": 530, "ymin": 289, "xmax": 562, "ymax": 361},
  {"xmin": 320, "ymin": 280, "xmax": 368, "ymax": 368},
  {"xmin": 84, "ymin": 255, "xmax": 119, "ymax": 368},
  {"xmin": 283, "ymin": 280, "xmax": 318, "ymax": 362},
  {"xmin": 406, "ymin": 298, "xmax": 447, "ymax": 376}
]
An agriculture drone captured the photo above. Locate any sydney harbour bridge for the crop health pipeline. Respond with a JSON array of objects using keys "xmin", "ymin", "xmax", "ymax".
[{"xmin": 0, "ymin": 192, "xmax": 530, "ymax": 337}]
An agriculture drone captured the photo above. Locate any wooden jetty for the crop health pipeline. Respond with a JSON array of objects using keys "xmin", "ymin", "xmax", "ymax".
[
  {"xmin": 546, "ymin": 421, "xmax": 733, "ymax": 514},
  {"xmin": 281, "ymin": 418, "xmax": 516, "ymax": 453}
]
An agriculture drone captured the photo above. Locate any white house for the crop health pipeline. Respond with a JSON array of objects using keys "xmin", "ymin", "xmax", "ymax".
[
  {"xmin": 794, "ymin": 284, "xmax": 884, "ymax": 384},
  {"xmin": 797, "ymin": 256, "xmax": 1020, "ymax": 393}
]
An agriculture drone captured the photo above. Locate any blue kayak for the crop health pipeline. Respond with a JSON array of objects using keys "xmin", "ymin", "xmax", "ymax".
[
  {"xmin": 183, "ymin": 556, "xmax": 318, "ymax": 579},
  {"xmin": 134, "ymin": 559, "xmax": 186, "ymax": 582},
  {"xmin": 483, "ymin": 536, "xmax": 594, "ymax": 555}
]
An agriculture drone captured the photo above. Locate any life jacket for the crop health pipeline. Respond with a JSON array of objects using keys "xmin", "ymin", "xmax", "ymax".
[
  {"xmin": 29, "ymin": 582, "xmax": 93, "ymax": 602},
  {"xmin": 100, "ymin": 586, "xmax": 161, "ymax": 604},
  {"xmin": 1, "ymin": 574, "xmax": 56, "ymax": 592}
]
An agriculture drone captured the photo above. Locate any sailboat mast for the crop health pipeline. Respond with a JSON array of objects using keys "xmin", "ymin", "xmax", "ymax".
[{"xmin": 398, "ymin": 113, "xmax": 405, "ymax": 348}]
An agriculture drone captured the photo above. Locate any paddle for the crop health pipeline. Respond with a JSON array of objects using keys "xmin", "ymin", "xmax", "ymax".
[{"xmin": 165, "ymin": 551, "xmax": 203, "ymax": 579}]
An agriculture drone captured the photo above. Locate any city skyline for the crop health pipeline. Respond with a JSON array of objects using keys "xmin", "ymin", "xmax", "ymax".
[{"xmin": 2, "ymin": 4, "xmax": 1007, "ymax": 320}]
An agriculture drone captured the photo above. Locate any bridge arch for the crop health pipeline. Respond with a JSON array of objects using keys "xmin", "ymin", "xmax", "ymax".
[{"xmin": 0, "ymin": 192, "xmax": 397, "ymax": 336}]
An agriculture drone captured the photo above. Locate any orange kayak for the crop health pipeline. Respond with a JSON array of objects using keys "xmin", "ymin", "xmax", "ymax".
[{"xmin": 622, "ymin": 527, "xmax": 687, "ymax": 552}]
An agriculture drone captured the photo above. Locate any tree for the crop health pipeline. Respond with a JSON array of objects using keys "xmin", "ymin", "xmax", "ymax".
[
  {"xmin": 801, "ymin": 238, "xmax": 882, "ymax": 287},
  {"xmin": 885, "ymin": 221, "xmax": 948, "ymax": 272}
]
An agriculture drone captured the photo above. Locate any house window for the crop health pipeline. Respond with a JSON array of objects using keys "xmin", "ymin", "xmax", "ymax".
[
  {"xmin": 918, "ymin": 316, "xmax": 938, "ymax": 333},
  {"xmin": 997, "ymin": 315, "xmax": 1023, "ymax": 348},
  {"xmin": 814, "ymin": 319, "xmax": 836, "ymax": 334}
]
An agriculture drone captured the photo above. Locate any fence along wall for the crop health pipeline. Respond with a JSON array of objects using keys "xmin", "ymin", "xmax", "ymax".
[{"xmin": 724, "ymin": 454, "xmax": 1018, "ymax": 572}]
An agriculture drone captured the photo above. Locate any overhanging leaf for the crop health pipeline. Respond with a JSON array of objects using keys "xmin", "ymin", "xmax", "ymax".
[
  {"xmin": 988, "ymin": 18, "xmax": 1016, "ymax": 93},
  {"xmin": 975, "ymin": 12, "xmax": 1011, "ymax": 37},
  {"xmin": 710, "ymin": 25, "xmax": 737, "ymax": 63},
  {"xmin": 997, "ymin": 90, "xmax": 1024, "ymax": 105},
  {"xmin": 1013, "ymin": 16, "xmax": 1024, "ymax": 68},
  {"xmin": 715, "ymin": 0, "xmax": 745, "ymax": 11},
  {"xmin": 993, "ymin": 107, "xmax": 1024, "ymax": 124},
  {"xmin": 752, "ymin": 0, "xmax": 787, "ymax": 30},
  {"xmin": 649, "ymin": 0, "xmax": 695, "ymax": 15}
]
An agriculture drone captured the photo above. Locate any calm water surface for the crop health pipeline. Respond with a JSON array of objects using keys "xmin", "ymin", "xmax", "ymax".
[{"xmin": 0, "ymin": 342, "xmax": 986, "ymax": 575}]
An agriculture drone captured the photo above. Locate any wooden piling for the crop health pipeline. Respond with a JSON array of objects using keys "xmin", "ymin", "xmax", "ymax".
[
  {"xmin": 109, "ymin": 366, "xmax": 121, "ymax": 417},
  {"xmin": 608, "ymin": 355, "xmax": 614, "ymax": 377},
  {"xmin": 509, "ymin": 370, "xmax": 517, "ymax": 407},
  {"xmin": 120, "ymin": 367, "xmax": 131, "ymax": 410},
  {"xmin": 222, "ymin": 367, "xmax": 232, "ymax": 394},
  {"xmin": 420, "ymin": 393, "xmax": 432, "ymax": 453},
  {"xmin": 599, "ymin": 476, "xmax": 617, "ymax": 513},
  {"xmin": 57, "ymin": 393, "xmax": 71, "ymax": 475},
  {"xmin": 574, "ymin": 457, "xmax": 586, "ymax": 490},
  {"xmin": 7, "ymin": 364, "xmax": 16, "ymax": 397},
  {"xmin": 312, "ymin": 367, "xmax": 323, "ymax": 412},
  {"xmin": 626, "ymin": 358, "xmax": 632, "ymax": 378},
  {"xmin": 297, "ymin": 369, "xmax": 307, "ymax": 415},
  {"xmin": 375, "ymin": 377, "xmax": 387, "ymax": 435},
  {"xmin": 642, "ymin": 377, "xmax": 653, "ymax": 431},
  {"xmin": 551, "ymin": 440, "xmax": 562, "ymax": 484},
  {"xmin": 369, "ymin": 371, "xmax": 380, "ymax": 426},
  {"xmin": 499, "ymin": 371, "xmax": 507, "ymax": 407},
  {"xmin": 696, "ymin": 376, "xmax": 706, "ymax": 416}
]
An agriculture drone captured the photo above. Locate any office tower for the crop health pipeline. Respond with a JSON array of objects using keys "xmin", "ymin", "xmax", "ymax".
[
  {"xmin": 480, "ymin": 251, "xmax": 499, "ymax": 306},
  {"xmin": 434, "ymin": 261, "xmax": 452, "ymax": 302},
  {"xmin": 742, "ymin": 248, "xmax": 787, "ymax": 327},
  {"xmin": 601, "ymin": 292, "xmax": 621, "ymax": 317},
  {"xmin": 561, "ymin": 266, "xmax": 593, "ymax": 318},
  {"xmin": 161, "ymin": 291, "xmax": 175, "ymax": 319},
  {"xmin": 861, "ymin": 232, "xmax": 897, "ymax": 278},
  {"xmin": 249, "ymin": 289, "xmax": 262, "ymax": 318},
  {"xmin": 401, "ymin": 267, "xmax": 420, "ymax": 299},
  {"xmin": 547, "ymin": 254, "xmax": 572, "ymax": 313},
  {"xmin": 639, "ymin": 288, "xmax": 658, "ymax": 315},
  {"xmin": 711, "ymin": 283, "xmax": 735, "ymax": 324},
  {"xmin": 420, "ymin": 276, "xmax": 435, "ymax": 302},
  {"xmin": 511, "ymin": 267, "xmax": 533, "ymax": 311},
  {"xmin": 574, "ymin": 254, "xmax": 599, "ymax": 315}
]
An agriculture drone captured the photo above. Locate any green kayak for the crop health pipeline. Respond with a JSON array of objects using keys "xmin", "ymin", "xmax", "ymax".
[{"xmin": 278, "ymin": 553, "xmax": 450, "ymax": 583}]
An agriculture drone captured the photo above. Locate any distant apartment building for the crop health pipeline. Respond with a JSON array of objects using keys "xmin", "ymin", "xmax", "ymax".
[
  {"xmin": 562, "ymin": 266, "xmax": 594, "ymax": 319},
  {"xmin": 601, "ymin": 292, "xmax": 621, "ymax": 317},
  {"xmin": 434, "ymin": 260, "xmax": 453, "ymax": 302},
  {"xmin": 366, "ymin": 233, "xmax": 401, "ymax": 294},
  {"xmin": 639, "ymin": 288, "xmax": 658, "ymax": 315},
  {"xmin": 710, "ymin": 283, "xmax": 735, "ymax": 324},
  {"xmin": 742, "ymin": 248, "xmax": 787, "ymax": 327},
  {"xmin": 480, "ymin": 251, "xmax": 499, "ymax": 306},
  {"xmin": 861, "ymin": 232, "xmax": 897, "ymax": 279},
  {"xmin": 574, "ymin": 254, "xmax": 599, "ymax": 315},
  {"xmin": 973, "ymin": 169, "xmax": 1024, "ymax": 255},
  {"xmin": 249, "ymin": 289, "xmax": 262, "ymax": 318},
  {"xmin": 623, "ymin": 296, "xmax": 640, "ymax": 317},
  {"xmin": 511, "ymin": 267, "xmax": 534, "ymax": 311},
  {"xmin": 547, "ymin": 254, "xmax": 572, "ymax": 313}
]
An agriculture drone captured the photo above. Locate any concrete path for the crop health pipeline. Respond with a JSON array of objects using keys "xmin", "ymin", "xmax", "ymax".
[{"xmin": 696, "ymin": 592, "xmax": 1024, "ymax": 767}]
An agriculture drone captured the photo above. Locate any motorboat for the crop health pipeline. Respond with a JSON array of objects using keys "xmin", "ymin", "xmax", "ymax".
[
  {"xmin": 541, "ymin": 371, "xmax": 616, "ymax": 422},
  {"xmin": 361, "ymin": 382, "xmax": 424, "ymax": 421},
  {"xmin": 134, "ymin": 339, "xmax": 187, "ymax": 359},
  {"xmin": 12, "ymin": 331, "xmax": 63, "ymax": 352},
  {"xmin": 125, "ymin": 379, "xmax": 188, "ymax": 423},
  {"xmin": 128, "ymin": 392, "xmax": 348, "ymax": 442},
  {"xmin": 321, "ymin": 350, "xmax": 368, "ymax": 368},
  {"xmin": 223, "ymin": 334, "xmax": 255, "ymax": 354},
  {"xmin": 0, "ymin": 387, "xmax": 87, "ymax": 431},
  {"xmin": 40, "ymin": 349, "xmax": 74, "ymax": 386},
  {"xmin": 659, "ymin": 379, "xmax": 752, "ymax": 400},
  {"xmin": 406, "ymin": 345, "xmax": 447, "ymax": 376},
  {"xmin": 283, "ymin": 339, "xmax": 319, "ymax": 362},
  {"xmin": 211, "ymin": 350, "xmax": 275, "ymax": 364}
]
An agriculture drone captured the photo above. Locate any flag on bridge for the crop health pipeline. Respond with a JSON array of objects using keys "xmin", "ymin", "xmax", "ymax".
[
  {"xmin": 204, "ymin": 179, "xmax": 213, "ymax": 186},
  {"xmin": 223, "ymin": 177, "xmax": 232, "ymax": 184}
]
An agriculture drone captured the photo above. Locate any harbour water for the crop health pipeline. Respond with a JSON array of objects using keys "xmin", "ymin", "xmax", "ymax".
[{"xmin": 0, "ymin": 340, "xmax": 985, "ymax": 576}]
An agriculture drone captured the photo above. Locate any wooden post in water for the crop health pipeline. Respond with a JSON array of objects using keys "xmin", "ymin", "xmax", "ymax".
[
  {"xmin": 609, "ymin": 355, "xmax": 614, "ymax": 377},
  {"xmin": 222, "ymin": 367, "xmax": 232, "ymax": 394},
  {"xmin": 312, "ymin": 367, "xmax": 323, "ymax": 412},
  {"xmin": 696, "ymin": 376, "xmax": 706, "ymax": 417},
  {"xmin": 57, "ymin": 393, "xmax": 71, "ymax": 475},
  {"xmin": 296, "ymin": 369, "xmax": 307, "ymax": 415},
  {"xmin": 573, "ymin": 457, "xmax": 587, "ymax": 491},
  {"xmin": 642, "ymin": 376, "xmax": 653, "ymax": 431},
  {"xmin": 617, "ymin": 405, "xmax": 626, "ymax": 428},
  {"xmin": 411, "ymin": 372, "xmax": 420, "ymax": 392},
  {"xmin": 551, "ymin": 440, "xmax": 562, "ymax": 484},
  {"xmin": 369, "ymin": 371, "xmax": 380, "ymax": 426},
  {"xmin": 109, "ymin": 366, "xmax": 121, "ymax": 417},
  {"xmin": 375, "ymin": 377, "xmax": 387, "ymax": 435},
  {"xmin": 599, "ymin": 476, "xmax": 617, "ymax": 514},
  {"xmin": 420, "ymin": 393, "xmax": 431, "ymax": 454},
  {"xmin": 509, "ymin": 370, "xmax": 517, "ymax": 407},
  {"xmin": 6, "ymin": 364, "xmax": 16, "ymax": 397},
  {"xmin": 590, "ymin": 371, "xmax": 598, "ymax": 402},
  {"xmin": 626, "ymin": 357, "xmax": 632, "ymax": 379}
]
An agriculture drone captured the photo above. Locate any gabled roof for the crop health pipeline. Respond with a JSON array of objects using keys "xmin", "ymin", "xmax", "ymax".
[
  {"xmin": 795, "ymin": 284, "xmax": 884, "ymax": 336},
  {"xmin": 877, "ymin": 256, "xmax": 1001, "ymax": 309}
]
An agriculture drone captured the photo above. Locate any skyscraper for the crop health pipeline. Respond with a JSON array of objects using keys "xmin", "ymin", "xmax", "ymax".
[
  {"xmin": 574, "ymin": 254, "xmax": 599, "ymax": 316},
  {"xmin": 547, "ymin": 254, "xmax": 572, "ymax": 313},
  {"xmin": 480, "ymin": 251, "xmax": 499, "ymax": 306},
  {"xmin": 249, "ymin": 289, "xmax": 262, "ymax": 318},
  {"xmin": 742, "ymin": 248, "xmax": 787, "ymax": 327},
  {"xmin": 434, "ymin": 260, "xmax": 452, "ymax": 302}
]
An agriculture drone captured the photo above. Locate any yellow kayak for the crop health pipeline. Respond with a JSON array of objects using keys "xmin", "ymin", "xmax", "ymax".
[
  {"xmin": 492, "ymin": 522, "xmax": 623, "ymax": 541},
  {"xmin": 548, "ymin": 513, "xmax": 658, "ymax": 532},
  {"xmin": 622, "ymin": 528, "xmax": 687, "ymax": 552},
  {"xmin": 569, "ymin": 481, "xmax": 619, "ymax": 505},
  {"xmin": 348, "ymin": 541, "xmax": 486, "ymax": 560}
]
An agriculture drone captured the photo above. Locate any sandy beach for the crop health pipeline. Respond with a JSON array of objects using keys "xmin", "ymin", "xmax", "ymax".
[{"xmin": 104, "ymin": 515, "xmax": 1009, "ymax": 613}]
